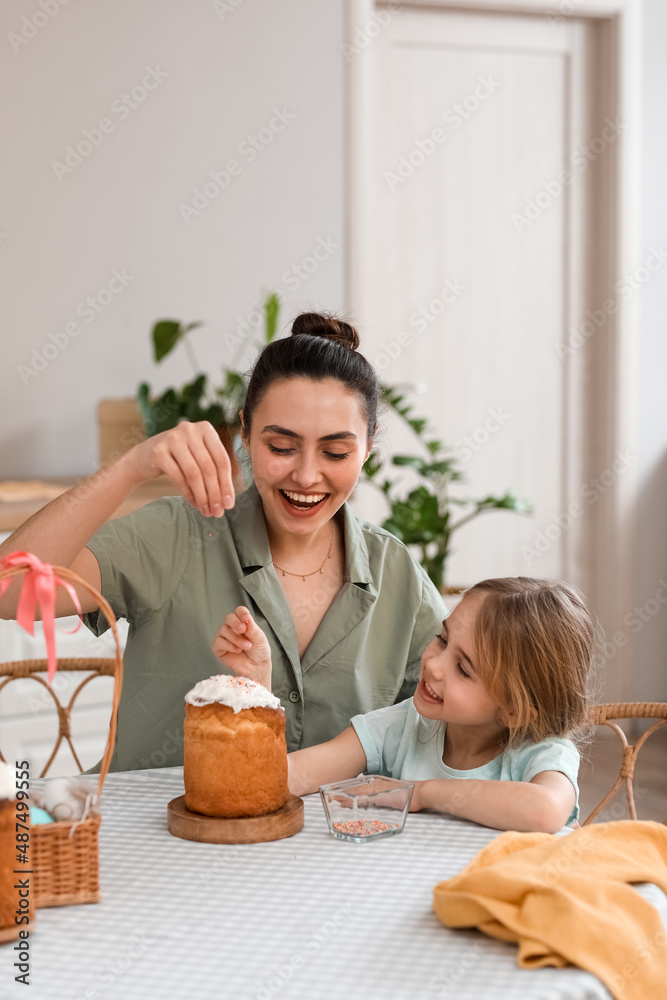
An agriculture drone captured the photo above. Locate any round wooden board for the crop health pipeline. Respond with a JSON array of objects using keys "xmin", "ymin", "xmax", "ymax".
[{"xmin": 167, "ymin": 794, "xmax": 304, "ymax": 844}]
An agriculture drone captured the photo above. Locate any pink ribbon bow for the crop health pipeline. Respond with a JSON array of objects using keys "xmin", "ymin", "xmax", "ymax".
[{"xmin": 0, "ymin": 551, "xmax": 83, "ymax": 683}]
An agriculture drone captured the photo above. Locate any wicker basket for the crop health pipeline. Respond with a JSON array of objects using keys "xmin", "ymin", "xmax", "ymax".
[{"xmin": 0, "ymin": 560, "xmax": 123, "ymax": 908}]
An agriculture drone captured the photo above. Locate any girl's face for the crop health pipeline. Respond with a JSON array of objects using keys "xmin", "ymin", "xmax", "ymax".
[
  {"xmin": 415, "ymin": 593, "xmax": 505, "ymax": 729},
  {"xmin": 242, "ymin": 377, "xmax": 373, "ymax": 537}
]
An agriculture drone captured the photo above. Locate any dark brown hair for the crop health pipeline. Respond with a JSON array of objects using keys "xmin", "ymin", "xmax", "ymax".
[
  {"xmin": 242, "ymin": 312, "xmax": 379, "ymax": 439},
  {"xmin": 465, "ymin": 577, "xmax": 595, "ymax": 747}
]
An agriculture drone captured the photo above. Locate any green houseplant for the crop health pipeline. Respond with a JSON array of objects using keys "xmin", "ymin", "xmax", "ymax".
[
  {"xmin": 137, "ymin": 292, "xmax": 280, "ymax": 438},
  {"xmin": 363, "ymin": 387, "xmax": 532, "ymax": 591}
]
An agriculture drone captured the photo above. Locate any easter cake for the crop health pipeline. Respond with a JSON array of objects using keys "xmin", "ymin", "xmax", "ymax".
[{"xmin": 183, "ymin": 675, "xmax": 289, "ymax": 818}]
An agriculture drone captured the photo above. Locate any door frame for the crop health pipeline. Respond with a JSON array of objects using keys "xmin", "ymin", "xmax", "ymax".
[{"xmin": 344, "ymin": 0, "xmax": 641, "ymax": 700}]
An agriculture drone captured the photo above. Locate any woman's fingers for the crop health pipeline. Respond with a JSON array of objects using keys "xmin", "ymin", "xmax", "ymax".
[
  {"xmin": 171, "ymin": 429, "xmax": 229, "ymax": 516},
  {"xmin": 137, "ymin": 422, "xmax": 235, "ymax": 516},
  {"xmin": 155, "ymin": 451, "xmax": 197, "ymax": 508},
  {"xmin": 186, "ymin": 423, "xmax": 235, "ymax": 514}
]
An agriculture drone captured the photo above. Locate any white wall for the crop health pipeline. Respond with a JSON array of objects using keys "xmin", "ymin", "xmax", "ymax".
[
  {"xmin": 1, "ymin": 0, "xmax": 665, "ymax": 699},
  {"xmin": 0, "ymin": 0, "xmax": 345, "ymax": 478},
  {"xmin": 635, "ymin": 0, "xmax": 667, "ymax": 700}
]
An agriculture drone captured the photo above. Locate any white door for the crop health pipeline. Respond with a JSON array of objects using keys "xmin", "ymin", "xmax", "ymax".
[{"xmin": 347, "ymin": 4, "xmax": 620, "ymax": 633}]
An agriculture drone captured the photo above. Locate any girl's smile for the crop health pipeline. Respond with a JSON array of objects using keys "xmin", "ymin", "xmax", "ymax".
[{"xmin": 417, "ymin": 676, "xmax": 443, "ymax": 704}]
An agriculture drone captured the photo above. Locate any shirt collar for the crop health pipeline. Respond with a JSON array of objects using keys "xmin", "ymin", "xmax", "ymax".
[{"xmin": 227, "ymin": 484, "xmax": 372, "ymax": 586}]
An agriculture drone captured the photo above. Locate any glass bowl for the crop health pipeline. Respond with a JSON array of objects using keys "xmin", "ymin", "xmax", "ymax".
[{"xmin": 319, "ymin": 775, "xmax": 415, "ymax": 843}]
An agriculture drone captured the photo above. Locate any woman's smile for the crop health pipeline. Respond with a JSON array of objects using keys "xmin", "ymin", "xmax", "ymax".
[{"xmin": 278, "ymin": 489, "xmax": 329, "ymax": 515}]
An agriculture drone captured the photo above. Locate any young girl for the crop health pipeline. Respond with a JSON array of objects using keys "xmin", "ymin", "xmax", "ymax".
[{"xmin": 212, "ymin": 576, "xmax": 595, "ymax": 833}]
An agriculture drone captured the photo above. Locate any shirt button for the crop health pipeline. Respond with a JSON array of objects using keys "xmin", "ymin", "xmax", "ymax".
[{"xmin": 288, "ymin": 690, "xmax": 301, "ymax": 704}]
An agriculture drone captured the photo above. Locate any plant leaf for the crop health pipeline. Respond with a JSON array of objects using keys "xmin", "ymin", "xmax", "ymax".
[
  {"xmin": 392, "ymin": 455, "xmax": 428, "ymax": 472},
  {"xmin": 152, "ymin": 320, "xmax": 184, "ymax": 363},
  {"xmin": 264, "ymin": 292, "xmax": 280, "ymax": 343},
  {"xmin": 362, "ymin": 452, "xmax": 383, "ymax": 479},
  {"xmin": 137, "ymin": 385, "xmax": 184, "ymax": 437}
]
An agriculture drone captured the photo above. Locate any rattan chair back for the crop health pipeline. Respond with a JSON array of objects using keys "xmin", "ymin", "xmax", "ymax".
[{"xmin": 583, "ymin": 702, "xmax": 667, "ymax": 825}]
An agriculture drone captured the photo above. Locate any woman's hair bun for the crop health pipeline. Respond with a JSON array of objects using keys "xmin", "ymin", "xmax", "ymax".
[{"xmin": 290, "ymin": 312, "xmax": 360, "ymax": 351}]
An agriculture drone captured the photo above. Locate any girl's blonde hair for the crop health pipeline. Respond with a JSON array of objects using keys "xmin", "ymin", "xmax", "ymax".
[{"xmin": 465, "ymin": 577, "xmax": 595, "ymax": 748}]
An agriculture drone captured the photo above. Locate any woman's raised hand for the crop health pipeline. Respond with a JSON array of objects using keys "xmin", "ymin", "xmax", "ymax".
[
  {"xmin": 212, "ymin": 606, "xmax": 273, "ymax": 690},
  {"xmin": 128, "ymin": 421, "xmax": 235, "ymax": 517}
]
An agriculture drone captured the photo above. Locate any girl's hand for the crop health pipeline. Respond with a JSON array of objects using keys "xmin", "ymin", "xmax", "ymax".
[
  {"xmin": 408, "ymin": 780, "xmax": 431, "ymax": 813},
  {"xmin": 127, "ymin": 421, "xmax": 235, "ymax": 517},
  {"xmin": 212, "ymin": 606, "xmax": 272, "ymax": 690}
]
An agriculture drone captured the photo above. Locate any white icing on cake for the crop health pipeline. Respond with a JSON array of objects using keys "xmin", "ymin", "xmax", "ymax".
[
  {"xmin": 0, "ymin": 760, "xmax": 16, "ymax": 801},
  {"xmin": 185, "ymin": 674, "xmax": 284, "ymax": 714}
]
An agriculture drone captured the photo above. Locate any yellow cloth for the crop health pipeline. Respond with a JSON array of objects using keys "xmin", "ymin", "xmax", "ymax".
[{"xmin": 433, "ymin": 821, "xmax": 667, "ymax": 1000}]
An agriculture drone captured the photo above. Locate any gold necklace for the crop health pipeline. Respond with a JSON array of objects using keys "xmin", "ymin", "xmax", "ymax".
[{"xmin": 272, "ymin": 525, "xmax": 334, "ymax": 581}]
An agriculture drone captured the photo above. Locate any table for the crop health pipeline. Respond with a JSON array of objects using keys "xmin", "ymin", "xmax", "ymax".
[
  {"xmin": 5, "ymin": 769, "xmax": 664, "ymax": 1000},
  {"xmin": 0, "ymin": 479, "xmax": 177, "ymax": 533}
]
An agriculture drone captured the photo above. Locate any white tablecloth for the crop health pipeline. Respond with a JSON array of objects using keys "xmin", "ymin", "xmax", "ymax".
[{"xmin": 5, "ymin": 768, "xmax": 662, "ymax": 1000}]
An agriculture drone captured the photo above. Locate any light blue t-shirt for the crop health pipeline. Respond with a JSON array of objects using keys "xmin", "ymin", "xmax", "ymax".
[{"xmin": 350, "ymin": 698, "xmax": 580, "ymax": 824}]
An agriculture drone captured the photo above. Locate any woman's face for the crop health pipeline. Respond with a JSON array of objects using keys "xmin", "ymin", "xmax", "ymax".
[{"xmin": 242, "ymin": 377, "xmax": 373, "ymax": 536}]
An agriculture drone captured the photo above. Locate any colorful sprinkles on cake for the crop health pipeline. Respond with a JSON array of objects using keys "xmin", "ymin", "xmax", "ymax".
[
  {"xmin": 185, "ymin": 674, "xmax": 283, "ymax": 713},
  {"xmin": 332, "ymin": 819, "xmax": 400, "ymax": 838},
  {"xmin": 188, "ymin": 674, "xmax": 259, "ymax": 705}
]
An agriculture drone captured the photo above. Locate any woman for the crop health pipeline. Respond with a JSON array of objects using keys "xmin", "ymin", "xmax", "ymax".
[{"xmin": 0, "ymin": 313, "xmax": 444, "ymax": 770}]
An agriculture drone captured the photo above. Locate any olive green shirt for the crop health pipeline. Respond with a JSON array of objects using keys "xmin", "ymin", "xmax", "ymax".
[{"xmin": 84, "ymin": 485, "xmax": 445, "ymax": 771}]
